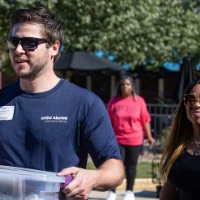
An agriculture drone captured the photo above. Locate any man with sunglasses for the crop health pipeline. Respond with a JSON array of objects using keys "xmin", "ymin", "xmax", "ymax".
[{"xmin": 0, "ymin": 7, "xmax": 124, "ymax": 199}]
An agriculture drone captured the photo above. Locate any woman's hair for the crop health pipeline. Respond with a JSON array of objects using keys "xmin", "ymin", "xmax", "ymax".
[
  {"xmin": 160, "ymin": 79, "xmax": 200, "ymax": 181},
  {"xmin": 116, "ymin": 76, "xmax": 135, "ymax": 96},
  {"xmin": 9, "ymin": 7, "xmax": 64, "ymax": 51}
]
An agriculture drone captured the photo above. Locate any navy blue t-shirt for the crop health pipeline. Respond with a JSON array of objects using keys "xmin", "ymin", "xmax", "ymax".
[{"xmin": 0, "ymin": 79, "xmax": 121, "ymax": 172}]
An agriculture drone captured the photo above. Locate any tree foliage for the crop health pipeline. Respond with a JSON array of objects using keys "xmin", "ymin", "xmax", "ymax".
[{"xmin": 1, "ymin": 0, "xmax": 200, "ymax": 71}]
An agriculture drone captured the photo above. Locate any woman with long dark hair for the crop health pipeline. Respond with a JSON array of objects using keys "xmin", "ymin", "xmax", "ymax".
[{"xmin": 160, "ymin": 79, "xmax": 200, "ymax": 200}]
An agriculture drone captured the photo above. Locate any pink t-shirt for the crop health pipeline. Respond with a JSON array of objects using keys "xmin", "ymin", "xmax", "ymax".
[{"xmin": 107, "ymin": 95, "xmax": 151, "ymax": 146}]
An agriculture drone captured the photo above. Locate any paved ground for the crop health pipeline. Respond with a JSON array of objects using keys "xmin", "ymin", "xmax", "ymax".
[
  {"xmin": 88, "ymin": 147, "xmax": 162, "ymax": 199},
  {"xmin": 88, "ymin": 178, "xmax": 162, "ymax": 200},
  {"xmin": 89, "ymin": 190, "xmax": 158, "ymax": 200}
]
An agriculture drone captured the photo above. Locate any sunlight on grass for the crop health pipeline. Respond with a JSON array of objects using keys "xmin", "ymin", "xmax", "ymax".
[{"xmin": 86, "ymin": 160, "xmax": 153, "ymax": 178}]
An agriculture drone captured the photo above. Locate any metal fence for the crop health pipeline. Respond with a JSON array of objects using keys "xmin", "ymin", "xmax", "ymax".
[{"xmin": 147, "ymin": 103, "xmax": 178, "ymax": 145}]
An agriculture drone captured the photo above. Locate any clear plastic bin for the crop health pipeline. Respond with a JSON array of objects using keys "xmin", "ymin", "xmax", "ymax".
[{"xmin": 0, "ymin": 165, "xmax": 65, "ymax": 200}]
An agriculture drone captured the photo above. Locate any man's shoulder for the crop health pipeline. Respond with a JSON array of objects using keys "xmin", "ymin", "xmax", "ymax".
[
  {"xmin": 0, "ymin": 82, "xmax": 18, "ymax": 96},
  {"xmin": 0, "ymin": 82, "xmax": 19, "ymax": 105},
  {"xmin": 61, "ymin": 80, "xmax": 99, "ymax": 99},
  {"xmin": 59, "ymin": 80, "xmax": 106, "ymax": 113}
]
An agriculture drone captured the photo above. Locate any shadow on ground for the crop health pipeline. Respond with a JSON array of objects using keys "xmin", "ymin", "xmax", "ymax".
[{"xmin": 135, "ymin": 190, "xmax": 158, "ymax": 198}]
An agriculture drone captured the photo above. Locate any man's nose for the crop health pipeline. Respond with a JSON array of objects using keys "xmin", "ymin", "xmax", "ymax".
[{"xmin": 15, "ymin": 42, "xmax": 25, "ymax": 53}]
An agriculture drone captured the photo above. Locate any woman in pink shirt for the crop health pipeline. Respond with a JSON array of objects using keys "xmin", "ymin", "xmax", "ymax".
[{"xmin": 106, "ymin": 76, "xmax": 155, "ymax": 200}]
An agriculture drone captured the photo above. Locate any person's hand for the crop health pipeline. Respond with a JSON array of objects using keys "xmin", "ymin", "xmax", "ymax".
[
  {"xmin": 57, "ymin": 167, "xmax": 98, "ymax": 200},
  {"xmin": 147, "ymin": 136, "xmax": 156, "ymax": 145}
]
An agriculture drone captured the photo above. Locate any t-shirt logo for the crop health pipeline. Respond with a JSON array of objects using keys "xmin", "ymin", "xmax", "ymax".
[{"xmin": 41, "ymin": 116, "xmax": 68, "ymax": 123}]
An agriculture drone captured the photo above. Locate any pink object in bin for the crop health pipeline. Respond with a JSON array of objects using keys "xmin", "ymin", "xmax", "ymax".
[{"xmin": 60, "ymin": 175, "xmax": 74, "ymax": 188}]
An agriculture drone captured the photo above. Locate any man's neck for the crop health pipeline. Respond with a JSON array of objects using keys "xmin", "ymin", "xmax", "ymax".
[{"xmin": 19, "ymin": 75, "xmax": 60, "ymax": 93}]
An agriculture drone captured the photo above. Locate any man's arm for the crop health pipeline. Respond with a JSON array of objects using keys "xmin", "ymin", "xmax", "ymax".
[
  {"xmin": 93, "ymin": 158, "xmax": 124, "ymax": 191},
  {"xmin": 57, "ymin": 158, "xmax": 124, "ymax": 199}
]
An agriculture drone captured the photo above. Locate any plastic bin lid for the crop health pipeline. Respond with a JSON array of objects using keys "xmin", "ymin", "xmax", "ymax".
[{"xmin": 0, "ymin": 165, "xmax": 65, "ymax": 183}]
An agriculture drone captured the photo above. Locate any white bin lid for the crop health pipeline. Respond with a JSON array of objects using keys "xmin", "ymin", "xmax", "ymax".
[{"xmin": 0, "ymin": 165, "xmax": 65, "ymax": 183}]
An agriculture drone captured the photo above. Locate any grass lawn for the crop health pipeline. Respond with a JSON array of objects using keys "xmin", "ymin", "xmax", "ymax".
[
  {"xmin": 137, "ymin": 161, "xmax": 152, "ymax": 178},
  {"xmin": 87, "ymin": 160, "xmax": 154, "ymax": 179}
]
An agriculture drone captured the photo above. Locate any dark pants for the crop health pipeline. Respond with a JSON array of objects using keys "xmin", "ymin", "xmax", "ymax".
[{"xmin": 112, "ymin": 144, "xmax": 141, "ymax": 192}]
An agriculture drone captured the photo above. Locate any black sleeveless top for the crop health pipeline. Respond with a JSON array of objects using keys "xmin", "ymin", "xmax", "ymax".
[{"xmin": 168, "ymin": 150, "xmax": 200, "ymax": 200}]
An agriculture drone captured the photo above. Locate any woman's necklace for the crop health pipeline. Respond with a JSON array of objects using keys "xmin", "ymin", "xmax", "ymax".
[{"xmin": 193, "ymin": 138, "xmax": 200, "ymax": 156}]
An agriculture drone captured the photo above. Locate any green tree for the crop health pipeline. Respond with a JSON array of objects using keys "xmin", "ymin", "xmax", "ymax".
[{"xmin": 1, "ymin": 0, "xmax": 200, "ymax": 72}]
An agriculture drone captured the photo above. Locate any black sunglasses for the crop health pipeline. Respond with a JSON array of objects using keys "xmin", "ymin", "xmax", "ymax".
[
  {"xmin": 184, "ymin": 94, "xmax": 200, "ymax": 104},
  {"xmin": 7, "ymin": 36, "xmax": 49, "ymax": 51}
]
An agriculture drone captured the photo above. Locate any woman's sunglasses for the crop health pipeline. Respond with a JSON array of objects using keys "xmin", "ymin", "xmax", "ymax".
[
  {"xmin": 7, "ymin": 36, "xmax": 49, "ymax": 51},
  {"xmin": 184, "ymin": 94, "xmax": 200, "ymax": 104}
]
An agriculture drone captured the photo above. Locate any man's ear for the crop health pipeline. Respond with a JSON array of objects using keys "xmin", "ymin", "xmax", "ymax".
[{"xmin": 52, "ymin": 40, "xmax": 60, "ymax": 55}]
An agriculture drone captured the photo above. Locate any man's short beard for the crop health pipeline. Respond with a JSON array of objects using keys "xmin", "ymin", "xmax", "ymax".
[
  {"xmin": 19, "ymin": 67, "xmax": 42, "ymax": 80},
  {"xmin": 16, "ymin": 50, "xmax": 49, "ymax": 80}
]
